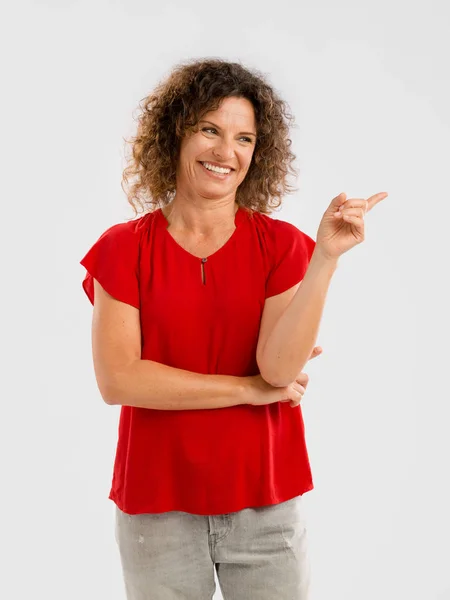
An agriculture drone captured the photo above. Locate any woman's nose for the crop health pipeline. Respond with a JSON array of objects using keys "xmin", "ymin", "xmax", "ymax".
[{"xmin": 212, "ymin": 138, "xmax": 234, "ymax": 160}]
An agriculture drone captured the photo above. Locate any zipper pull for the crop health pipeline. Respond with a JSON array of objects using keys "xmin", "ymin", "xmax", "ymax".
[{"xmin": 201, "ymin": 257, "xmax": 207, "ymax": 285}]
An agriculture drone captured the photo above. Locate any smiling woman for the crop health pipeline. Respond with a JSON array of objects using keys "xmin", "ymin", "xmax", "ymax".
[
  {"xmin": 80, "ymin": 58, "xmax": 319, "ymax": 600},
  {"xmin": 120, "ymin": 58, "xmax": 298, "ymax": 218},
  {"xmin": 174, "ymin": 96, "xmax": 257, "ymax": 199}
]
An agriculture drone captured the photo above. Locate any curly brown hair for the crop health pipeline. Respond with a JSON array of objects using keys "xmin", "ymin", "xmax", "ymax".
[{"xmin": 121, "ymin": 58, "xmax": 298, "ymax": 218}]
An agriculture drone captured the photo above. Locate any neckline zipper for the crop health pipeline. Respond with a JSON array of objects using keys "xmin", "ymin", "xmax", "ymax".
[{"xmin": 201, "ymin": 257, "xmax": 207, "ymax": 285}]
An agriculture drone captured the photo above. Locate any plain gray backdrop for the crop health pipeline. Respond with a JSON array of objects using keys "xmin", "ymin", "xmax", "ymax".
[{"xmin": 1, "ymin": 0, "xmax": 449, "ymax": 599}]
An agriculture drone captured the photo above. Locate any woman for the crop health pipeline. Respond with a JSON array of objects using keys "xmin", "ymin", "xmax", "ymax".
[{"xmin": 80, "ymin": 58, "xmax": 387, "ymax": 599}]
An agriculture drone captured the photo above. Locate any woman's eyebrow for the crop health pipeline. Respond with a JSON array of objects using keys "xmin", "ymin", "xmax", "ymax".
[{"xmin": 199, "ymin": 120, "xmax": 257, "ymax": 137}]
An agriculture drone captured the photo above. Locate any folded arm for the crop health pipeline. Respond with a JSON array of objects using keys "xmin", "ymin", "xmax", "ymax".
[{"xmin": 256, "ymin": 248, "xmax": 338, "ymax": 387}]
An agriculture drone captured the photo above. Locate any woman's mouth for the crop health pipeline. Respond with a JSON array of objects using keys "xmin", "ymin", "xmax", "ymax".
[{"xmin": 199, "ymin": 161, "xmax": 233, "ymax": 180}]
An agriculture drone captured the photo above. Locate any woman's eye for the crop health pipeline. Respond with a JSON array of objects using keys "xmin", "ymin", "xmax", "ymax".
[{"xmin": 202, "ymin": 128, "xmax": 252, "ymax": 143}]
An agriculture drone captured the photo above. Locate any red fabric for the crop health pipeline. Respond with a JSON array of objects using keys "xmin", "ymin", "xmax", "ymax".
[{"xmin": 80, "ymin": 206, "xmax": 316, "ymax": 515}]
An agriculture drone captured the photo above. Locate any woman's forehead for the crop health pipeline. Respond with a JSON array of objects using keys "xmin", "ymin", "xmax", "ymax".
[{"xmin": 201, "ymin": 98, "xmax": 256, "ymax": 126}]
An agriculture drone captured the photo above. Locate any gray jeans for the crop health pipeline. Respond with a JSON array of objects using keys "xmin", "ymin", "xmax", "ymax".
[{"xmin": 115, "ymin": 495, "xmax": 311, "ymax": 599}]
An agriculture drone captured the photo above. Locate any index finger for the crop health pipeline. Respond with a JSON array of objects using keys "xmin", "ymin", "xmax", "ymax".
[{"xmin": 367, "ymin": 192, "xmax": 388, "ymax": 212}]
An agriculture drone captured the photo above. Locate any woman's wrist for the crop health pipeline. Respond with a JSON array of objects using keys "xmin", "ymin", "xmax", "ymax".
[{"xmin": 309, "ymin": 246, "xmax": 340, "ymax": 274}]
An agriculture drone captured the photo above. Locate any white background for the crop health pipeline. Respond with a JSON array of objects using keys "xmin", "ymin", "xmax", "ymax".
[{"xmin": 1, "ymin": 0, "xmax": 449, "ymax": 599}]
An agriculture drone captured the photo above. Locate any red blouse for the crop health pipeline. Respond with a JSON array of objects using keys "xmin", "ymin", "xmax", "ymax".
[{"xmin": 80, "ymin": 205, "xmax": 316, "ymax": 515}]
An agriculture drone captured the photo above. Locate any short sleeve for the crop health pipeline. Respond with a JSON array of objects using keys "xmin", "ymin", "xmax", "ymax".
[
  {"xmin": 265, "ymin": 220, "xmax": 316, "ymax": 299},
  {"xmin": 80, "ymin": 221, "xmax": 140, "ymax": 309}
]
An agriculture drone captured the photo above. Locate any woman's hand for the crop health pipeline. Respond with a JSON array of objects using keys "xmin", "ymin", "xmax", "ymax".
[
  {"xmin": 315, "ymin": 191, "xmax": 388, "ymax": 261},
  {"xmin": 247, "ymin": 345, "xmax": 322, "ymax": 408},
  {"xmin": 279, "ymin": 370, "xmax": 311, "ymax": 408}
]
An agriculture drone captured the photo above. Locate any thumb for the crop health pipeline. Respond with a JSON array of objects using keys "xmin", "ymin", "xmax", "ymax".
[{"xmin": 328, "ymin": 192, "xmax": 346, "ymax": 212}]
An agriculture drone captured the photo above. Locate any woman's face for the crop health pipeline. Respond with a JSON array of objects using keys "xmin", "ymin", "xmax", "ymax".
[{"xmin": 176, "ymin": 96, "xmax": 257, "ymax": 201}]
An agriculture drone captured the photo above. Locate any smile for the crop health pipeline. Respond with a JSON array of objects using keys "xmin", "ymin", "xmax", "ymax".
[{"xmin": 199, "ymin": 161, "xmax": 233, "ymax": 179}]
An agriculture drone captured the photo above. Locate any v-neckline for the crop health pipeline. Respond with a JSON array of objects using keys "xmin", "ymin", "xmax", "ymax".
[{"xmin": 156, "ymin": 205, "xmax": 246, "ymax": 261}]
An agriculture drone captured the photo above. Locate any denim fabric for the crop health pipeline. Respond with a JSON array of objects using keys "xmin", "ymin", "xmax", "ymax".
[{"xmin": 115, "ymin": 495, "xmax": 311, "ymax": 599}]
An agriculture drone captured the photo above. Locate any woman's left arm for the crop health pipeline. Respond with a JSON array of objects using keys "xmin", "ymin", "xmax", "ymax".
[
  {"xmin": 257, "ymin": 190, "xmax": 388, "ymax": 387},
  {"xmin": 257, "ymin": 248, "xmax": 338, "ymax": 387}
]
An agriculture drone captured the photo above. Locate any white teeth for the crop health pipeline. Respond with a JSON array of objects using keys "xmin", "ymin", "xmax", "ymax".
[{"xmin": 202, "ymin": 162, "xmax": 231, "ymax": 174}]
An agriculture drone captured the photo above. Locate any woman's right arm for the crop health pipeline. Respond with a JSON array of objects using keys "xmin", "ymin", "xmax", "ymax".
[
  {"xmin": 90, "ymin": 279, "xmax": 263, "ymax": 410},
  {"xmin": 112, "ymin": 360, "xmax": 254, "ymax": 410}
]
